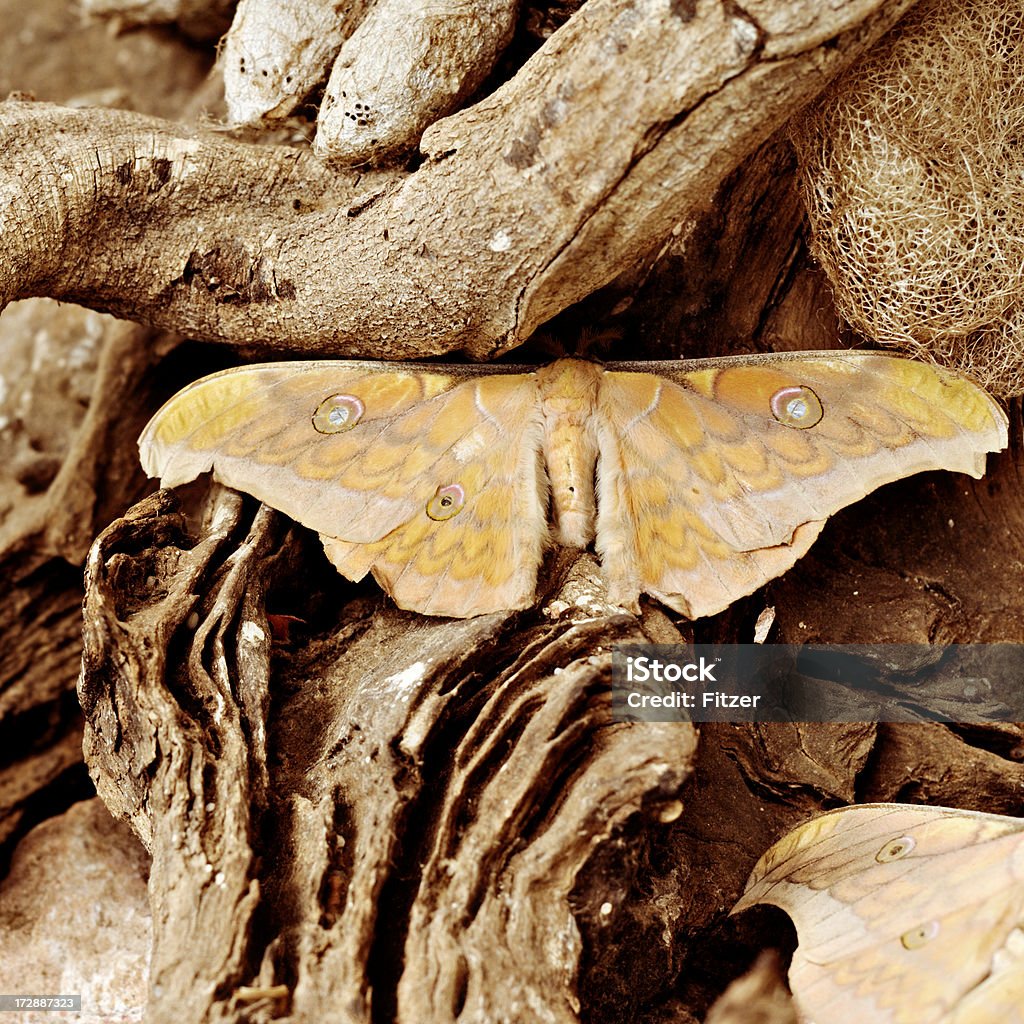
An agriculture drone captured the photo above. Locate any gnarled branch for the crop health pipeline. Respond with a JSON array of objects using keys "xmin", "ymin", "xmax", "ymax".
[{"xmin": 0, "ymin": 0, "xmax": 916, "ymax": 359}]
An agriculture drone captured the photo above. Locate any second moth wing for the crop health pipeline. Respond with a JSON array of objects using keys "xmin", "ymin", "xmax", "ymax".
[{"xmin": 733, "ymin": 804, "xmax": 1024, "ymax": 1024}]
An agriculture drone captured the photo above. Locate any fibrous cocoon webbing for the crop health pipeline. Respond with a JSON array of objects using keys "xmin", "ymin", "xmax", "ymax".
[{"xmin": 791, "ymin": 0, "xmax": 1024, "ymax": 397}]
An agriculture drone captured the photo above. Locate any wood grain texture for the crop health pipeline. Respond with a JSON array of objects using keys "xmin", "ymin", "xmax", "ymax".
[{"xmin": 80, "ymin": 487, "xmax": 698, "ymax": 1023}]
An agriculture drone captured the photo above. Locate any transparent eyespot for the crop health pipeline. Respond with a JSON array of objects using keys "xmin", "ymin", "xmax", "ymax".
[
  {"xmin": 876, "ymin": 835, "xmax": 916, "ymax": 863},
  {"xmin": 426, "ymin": 483, "xmax": 466, "ymax": 521},
  {"xmin": 770, "ymin": 385, "xmax": 823, "ymax": 429},
  {"xmin": 901, "ymin": 920, "xmax": 940, "ymax": 950},
  {"xmin": 312, "ymin": 394, "xmax": 364, "ymax": 434}
]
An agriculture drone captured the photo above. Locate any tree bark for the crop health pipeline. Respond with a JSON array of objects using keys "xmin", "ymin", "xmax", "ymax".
[
  {"xmin": 80, "ymin": 489, "xmax": 699, "ymax": 1023},
  {"xmin": 0, "ymin": 0, "xmax": 916, "ymax": 358}
]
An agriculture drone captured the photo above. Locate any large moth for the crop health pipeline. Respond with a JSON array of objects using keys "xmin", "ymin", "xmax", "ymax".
[{"xmin": 138, "ymin": 352, "xmax": 1007, "ymax": 617}]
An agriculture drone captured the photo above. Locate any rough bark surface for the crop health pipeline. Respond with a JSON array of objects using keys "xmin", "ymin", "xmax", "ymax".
[
  {"xmin": 4, "ymin": 2, "xmax": 1024, "ymax": 1024},
  {"xmin": 80, "ymin": 489, "xmax": 699, "ymax": 1023},
  {"xmin": 0, "ymin": 0, "xmax": 915, "ymax": 359},
  {"xmin": 0, "ymin": 0, "xmax": 211, "ymax": 873}
]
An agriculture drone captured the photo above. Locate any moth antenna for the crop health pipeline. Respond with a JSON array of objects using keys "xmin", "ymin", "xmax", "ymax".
[
  {"xmin": 576, "ymin": 325, "xmax": 625, "ymax": 359},
  {"xmin": 529, "ymin": 332, "xmax": 570, "ymax": 361}
]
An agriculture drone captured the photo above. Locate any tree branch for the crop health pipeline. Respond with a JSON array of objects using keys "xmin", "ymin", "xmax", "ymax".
[{"xmin": 0, "ymin": 0, "xmax": 917, "ymax": 359}]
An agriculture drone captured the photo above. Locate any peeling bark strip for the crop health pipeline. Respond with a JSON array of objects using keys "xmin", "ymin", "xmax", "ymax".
[
  {"xmin": 0, "ymin": 0, "xmax": 916, "ymax": 358},
  {"xmin": 80, "ymin": 490, "xmax": 276, "ymax": 1022},
  {"xmin": 80, "ymin": 489, "xmax": 697, "ymax": 1023}
]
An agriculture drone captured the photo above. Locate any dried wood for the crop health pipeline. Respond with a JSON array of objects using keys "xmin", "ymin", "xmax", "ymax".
[
  {"xmin": 80, "ymin": 488, "xmax": 698, "ymax": 1022},
  {"xmin": 0, "ymin": 0, "xmax": 916, "ymax": 359}
]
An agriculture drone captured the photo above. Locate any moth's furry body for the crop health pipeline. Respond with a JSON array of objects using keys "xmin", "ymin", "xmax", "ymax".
[
  {"xmin": 537, "ymin": 359, "xmax": 601, "ymax": 548},
  {"xmin": 139, "ymin": 353, "xmax": 1007, "ymax": 618}
]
